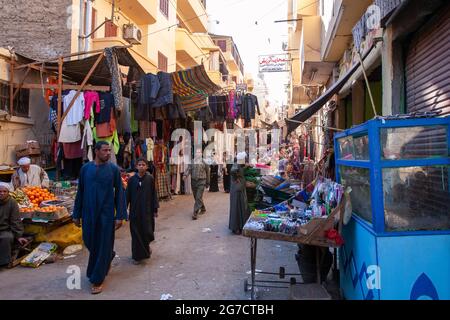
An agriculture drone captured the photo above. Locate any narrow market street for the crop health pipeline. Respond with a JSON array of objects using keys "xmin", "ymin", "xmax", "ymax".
[{"xmin": 0, "ymin": 191, "xmax": 302, "ymax": 300}]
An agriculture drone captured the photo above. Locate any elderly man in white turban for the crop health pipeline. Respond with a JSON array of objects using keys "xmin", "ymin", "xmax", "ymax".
[
  {"xmin": 10, "ymin": 157, "xmax": 50, "ymax": 190},
  {"xmin": 0, "ymin": 182, "xmax": 27, "ymax": 267}
]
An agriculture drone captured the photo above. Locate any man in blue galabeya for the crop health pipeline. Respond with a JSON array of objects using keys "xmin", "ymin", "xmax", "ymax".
[{"xmin": 73, "ymin": 141, "xmax": 127, "ymax": 294}]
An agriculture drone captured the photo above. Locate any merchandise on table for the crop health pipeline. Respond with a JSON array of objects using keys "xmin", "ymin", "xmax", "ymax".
[{"xmin": 247, "ymin": 178, "xmax": 345, "ymax": 237}]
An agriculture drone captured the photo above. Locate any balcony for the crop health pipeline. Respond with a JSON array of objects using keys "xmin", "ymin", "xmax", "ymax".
[
  {"xmin": 177, "ymin": 0, "xmax": 208, "ymax": 33},
  {"xmin": 321, "ymin": 0, "xmax": 373, "ymax": 62},
  {"xmin": 300, "ymin": 15, "xmax": 336, "ymax": 85},
  {"xmin": 224, "ymin": 51, "xmax": 239, "ymax": 73},
  {"xmin": 176, "ymin": 28, "xmax": 204, "ymax": 68},
  {"xmin": 119, "ymin": 0, "xmax": 157, "ymax": 25},
  {"xmin": 294, "ymin": 0, "xmax": 319, "ymax": 31}
]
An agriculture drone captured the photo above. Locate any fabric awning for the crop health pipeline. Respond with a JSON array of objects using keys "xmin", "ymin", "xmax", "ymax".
[
  {"xmin": 45, "ymin": 47, "xmax": 145, "ymax": 86},
  {"xmin": 286, "ymin": 46, "xmax": 375, "ymax": 134}
]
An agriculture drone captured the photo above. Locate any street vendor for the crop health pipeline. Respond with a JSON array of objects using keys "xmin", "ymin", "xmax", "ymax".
[
  {"xmin": 10, "ymin": 157, "xmax": 50, "ymax": 190},
  {"xmin": 0, "ymin": 183, "xmax": 28, "ymax": 267}
]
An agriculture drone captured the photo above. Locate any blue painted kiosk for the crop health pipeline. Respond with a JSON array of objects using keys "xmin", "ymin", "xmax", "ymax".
[{"xmin": 334, "ymin": 116, "xmax": 450, "ymax": 300}]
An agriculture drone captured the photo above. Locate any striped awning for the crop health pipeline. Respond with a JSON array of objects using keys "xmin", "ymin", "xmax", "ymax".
[{"xmin": 171, "ymin": 65, "xmax": 221, "ymax": 112}]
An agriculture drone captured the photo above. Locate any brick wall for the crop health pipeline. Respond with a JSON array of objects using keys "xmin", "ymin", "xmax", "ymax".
[{"xmin": 0, "ymin": 0, "xmax": 73, "ymax": 59}]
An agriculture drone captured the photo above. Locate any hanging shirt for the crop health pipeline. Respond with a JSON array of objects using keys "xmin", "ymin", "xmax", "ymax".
[
  {"xmin": 96, "ymin": 92, "xmax": 114, "ymax": 124},
  {"xmin": 82, "ymin": 120, "xmax": 94, "ymax": 161},
  {"xmin": 59, "ymin": 122, "xmax": 81, "ymax": 143},
  {"xmin": 146, "ymin": 138, "xmax": 155, "ymax": 162},
  {"xmin": 63, "ymin": 90, "xmax": 85, "ymax": 125},
  {"xmin": 84, "ymin": 91, "xmax": 100, "ymax": 120}
]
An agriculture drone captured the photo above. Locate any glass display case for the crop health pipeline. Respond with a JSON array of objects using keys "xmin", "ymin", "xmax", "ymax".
[{"xmin": 334, "ymin": 116, "xmax": 450, "ymax": 300}]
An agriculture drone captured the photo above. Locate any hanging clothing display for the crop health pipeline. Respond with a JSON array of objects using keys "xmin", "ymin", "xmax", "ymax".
[
  {"xmin": 62, "ymin": 90, "xmax": 85, "ymax": 126},
  {"xmin": 59, "ymin": 122, "xmax": 81, "ymax": 143},
  {"xmin": 153, "ymin": 143, "xmax": 171, "ymax": 200},
  {"xmin": 167, "ymin": 95, "xmax": 186, "ymax": 120},
  {"xmin": 153, "ymin": 72, "xmax": 173, "ymax": 107},
  {"xmin": 116, "ymin": 97, "xmax": 132, "ymax": 134},
  {"xmin": 81, "ymin": 120, "xmax": 94, "ymax": 161},
  {"xmin": 146, "ymin": 138, "xmax": 154, "ymax": 162},
  {"xmin": 104, "ymin": 47, "xmax": 123, "ymax": 112},
  {"xmin": 241, "ymin": 93, "xmax": 261, "ymax": 121},
  {"xmin": 62, "ymin": 141, "xmax": 83, "ymax": 159},
  {"xmin": 97, "ymin": 92, "xmax": 114, "ymax": 124},
  {"xmin": 84, "ymin": 91, "xmax": 100, "ymax": 120},
  {"xmin": 227, "ymin": 90, "xmax": 237, "ymax": 119}
]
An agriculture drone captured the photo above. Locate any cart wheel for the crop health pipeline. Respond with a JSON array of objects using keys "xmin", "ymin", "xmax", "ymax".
[
  {"xmin": 244, "ymin": 279, "xmax": 249, "ymax": 292},
  {"xmin": 290, "ymin": 277, "xmax": 297, "ymax": 285},
  {"xmin": 279, "ymin": 267, "xmax": 285, "ymax": 279}
]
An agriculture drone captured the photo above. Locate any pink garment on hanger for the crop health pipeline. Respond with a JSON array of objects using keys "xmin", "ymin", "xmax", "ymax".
[
  {"xmin": 228, "ymin": 91, "xmax": 236, "ymax": 119},
  {"xmin": 84, "ymin": 91, "xmax": 100, "ymax": 119}
]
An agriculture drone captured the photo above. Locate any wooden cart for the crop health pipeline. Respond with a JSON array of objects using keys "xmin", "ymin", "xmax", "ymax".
[{"xmin": 242, "ymin": 199, "xmax": 345, "ymax": 300}]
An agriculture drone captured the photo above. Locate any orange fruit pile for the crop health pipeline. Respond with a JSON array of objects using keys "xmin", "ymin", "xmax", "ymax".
[
  {"xmin": 22, "ymin": 187, "xmax": 57, "ymax": 207},
  {"xmin": 37, "ymin": 206, "xmax": 63, "ymax": 213},
  {"xmin": 20, "ymin": 207, "xmax": 35, "ymax": 213}
]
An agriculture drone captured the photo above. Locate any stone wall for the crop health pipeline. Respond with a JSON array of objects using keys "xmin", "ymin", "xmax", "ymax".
[{"xmin": 0, "ymin": 0, "xmax": 73, "ymax": 59}]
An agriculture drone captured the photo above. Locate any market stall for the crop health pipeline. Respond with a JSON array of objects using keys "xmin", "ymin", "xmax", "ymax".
[
  {"xmin": 242, "ymin": 177, "xmax": 346, "ymax": 300},
  {"xmin": 335, "ymin": 115, "xmax": 450, "ymax": 300}
]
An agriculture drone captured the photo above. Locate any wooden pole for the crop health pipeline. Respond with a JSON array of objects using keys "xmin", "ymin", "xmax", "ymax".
[
  {"xmin": 60, "ymin": 53, "xmax": 104, "ymax": 125},
  {"xmin": 56, "ymin": 57, "xmax": 63, "ymax": 181},
  {"xmin": 15, "ymin": 45, "xmax": 132, "ymax": 70},
  {"xmin": 357, "ymin": 52, "xmax": 378, "ymax": 117},
  {"xmin": 57, "ymin": 57, "xmax": 63, "ymax": 138},
  {"xmin": 16, "ymin": 83, "xmax": 110, "ymax": 91},
  {"xmin": 9, "ymin": 59, "xmax": 14, "ymax": 115},
  {"xmin": 12, "ymin": 67, "xmax": 31, "ymax": 100}
]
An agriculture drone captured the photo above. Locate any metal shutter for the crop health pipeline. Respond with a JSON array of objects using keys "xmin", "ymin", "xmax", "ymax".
[{"xmin": 405, "ymin": 8, "xmax": 450, "ymax": 116}]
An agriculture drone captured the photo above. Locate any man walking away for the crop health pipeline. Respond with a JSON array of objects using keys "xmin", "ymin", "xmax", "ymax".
[
  {"xmin": 126, "ymin": 158, "xmax": 159, "ymax": 265},
  {"xmin": 184, "ymin": 160, "xmax": 210, "ymax": 220},
  {"xmin": 72, "ymin": 141, "xmax": 127, "ymax": 294}
]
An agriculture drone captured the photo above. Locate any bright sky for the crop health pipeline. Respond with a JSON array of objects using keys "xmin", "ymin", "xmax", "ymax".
[{"xmin": 207, "ymin": 0, "xmax": 289, "ymax": 107}]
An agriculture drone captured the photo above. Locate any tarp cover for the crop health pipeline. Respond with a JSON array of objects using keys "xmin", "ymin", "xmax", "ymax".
[{"xmin": 43, "ymin": 47, "xmax": 144, "ymax": 86}]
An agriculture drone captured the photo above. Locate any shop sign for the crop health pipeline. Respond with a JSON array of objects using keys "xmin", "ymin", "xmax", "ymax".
[{"xmin": 258, "ymin": 54, "xmax": 290, "ymax": 73}]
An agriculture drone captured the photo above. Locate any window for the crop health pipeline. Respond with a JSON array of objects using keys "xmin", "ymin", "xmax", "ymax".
[
  {"xmin": 217, "ymin": 40, "xmax": 227, "ymax": 52},
  {"xmin": 91, "ymin": 8, "xmax": 97, "ymax": 39},
  {"xmin": 105, "ymin": 19, "xmax": 118, "ymax": 37},
  {"xmin": 158, "ymin": 52, "xmax": 168, "ymax": 72},
  {"xmin": 83, "ymin": 3, "xmax": 97, "ymax": 38},
  {"xmin": 381, "ymin": 126, "xmax": 448, "ymax": 160},
  {"xmin": 0, "ymin": 81, "xmax": 30, "ymax": 117},
  {"xmin": 383, "ymin": 166, "xmax": 450, "ymax": 232},
  {"xmin": 338, "ymin": 134, "xmax": 369, "ymax": 160},
  {"xmin": 339, "ymin": 166, "xmax": 372, "ymax": 224},
  {"xmin": 160, "ymin": 0, "xmax": 169, "ymax": 18}
]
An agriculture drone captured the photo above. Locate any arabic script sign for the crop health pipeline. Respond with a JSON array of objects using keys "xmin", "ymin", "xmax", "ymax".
[{"xmin": 259, "ymin": 54, "xmax": 290, "ymax": 73}]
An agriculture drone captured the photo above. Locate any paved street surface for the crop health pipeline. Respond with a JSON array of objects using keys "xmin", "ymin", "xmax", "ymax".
[{"xmin": 0, "ymin": 191, "xmax": 313, "ymax": 300}]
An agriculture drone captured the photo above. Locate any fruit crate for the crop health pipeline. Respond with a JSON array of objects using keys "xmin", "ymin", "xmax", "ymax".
[{"xmin": 33, "ymin": 207, "xmax": 69, "ymax": 221}]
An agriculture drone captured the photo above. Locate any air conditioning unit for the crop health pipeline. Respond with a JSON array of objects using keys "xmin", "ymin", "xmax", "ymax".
[{"xmin": 123, "ymin": 24, "xmax": 142, "ymax": 45}]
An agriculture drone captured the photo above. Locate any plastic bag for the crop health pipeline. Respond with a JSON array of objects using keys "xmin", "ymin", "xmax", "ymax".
[{"xmin": 343, "ymin": 187, "xmax": 353, "ymax": 225}]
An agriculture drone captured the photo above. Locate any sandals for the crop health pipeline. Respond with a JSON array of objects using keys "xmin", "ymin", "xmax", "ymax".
[{"xmin": 91, "ymin": 284, "xmax": 103, "ymax": 295}]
